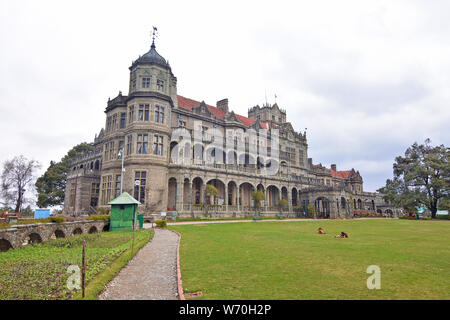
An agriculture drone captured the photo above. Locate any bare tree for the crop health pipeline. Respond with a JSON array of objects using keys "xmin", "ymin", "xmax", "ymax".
[{"xmin": 1, "ymin": 155, "xmax": 41, "ymax": 213}]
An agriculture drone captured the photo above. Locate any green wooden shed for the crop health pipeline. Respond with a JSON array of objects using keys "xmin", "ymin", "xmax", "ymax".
[{"xmin": 108, "ymin": 192, "xmax": 141, "ymax": 232}]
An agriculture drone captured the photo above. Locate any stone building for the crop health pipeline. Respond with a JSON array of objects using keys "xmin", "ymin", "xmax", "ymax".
[{"xmin": 64, "ymin": 37, "xmax": 397, "ymax": 218}]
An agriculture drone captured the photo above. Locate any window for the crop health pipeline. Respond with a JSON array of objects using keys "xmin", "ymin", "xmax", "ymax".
[
  {"xmin": 179, "ymin": 120, "xmax": 186, "ymax": 128},
  {"xmin": 134, "ymin": 171, "xmax": 146, "ymax": 204},
  {"xmin": 156, "ymin": 79, "xmax": 164, "ymax": 91},
  {"xmin": 142, "ymin": 77, "xmax": 151, "ymax": 88},
  {"xmin": 153, "ymin": 135, "xmax": 163, "ymax": 155},
  {"xmin": 120, "ymin": 113, "xmax": 126, "ymax": 128},
  {"xmin": 118, "ymin": 140, "xmax": 124, "ymax": 153},
  {"xmin": 131, "ymin": 79, "xmax": 136, "ymax": 90},
  {"xmin": 104, "ymin": 142, "xmax": 114, "ymax": 160},
  {"xmin": 110, "ymin": 141, "xmax": 115, "ymax": 160},
  {"xmin": 154, "ymin": 106, "xmax": 164, "ymax": 123},
  {"xmin": 128, "ymin": 105, "xmax": 134, "ymax": 123},
  {"xmin": 101, "ymin": 175, "xmax": 113, "ymax": 205},
  {"xmin": 106, "ymin": 116, "xmax": 112, "ymax": 131},
  {"xmin": 126, "ymin": 135, "xmax": 133, "ymax": 155},
  {"xmin": 115, "ymin": 175, "xmax": 121, "ymax": 197},
  {"xmin": 138, "ymin": 104, "xmax": 149, "ymax": 121},
  {"xmin": 112, "ymin": 114, "xmax": 118, "ymax": 129},
  {"xmin": 137, "ymin": 134, "xmax": 148, "ymax": 154},
  {"xmin": 90, "ymin": 183, "xmax": 100, "ymax": 207}
]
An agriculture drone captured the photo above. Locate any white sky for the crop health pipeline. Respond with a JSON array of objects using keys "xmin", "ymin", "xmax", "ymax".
[{"xmin": 1, "ymin": 0, "xmax": 449, "ymax": 193}]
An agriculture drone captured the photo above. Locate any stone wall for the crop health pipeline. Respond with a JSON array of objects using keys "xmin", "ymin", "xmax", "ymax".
[{"xmin": 0, "ymin": 220, "xmax": 108, "ymax": 252}]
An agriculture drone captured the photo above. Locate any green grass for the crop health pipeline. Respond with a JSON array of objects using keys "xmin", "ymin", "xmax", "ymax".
[
  {"xmin": 172, "ymin": 216, "xmax": 304, "ymax": 223},
  {"xmin": 170, "ymin": 219, "xmax": 450, "ymax": 300},
  {"xmin": 0, "ymin": 229, "xmax": 153, "ymax": 300}
]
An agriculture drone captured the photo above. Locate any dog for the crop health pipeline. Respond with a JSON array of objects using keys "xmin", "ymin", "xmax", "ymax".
[
  {"xmin": 317, "ymin": 227, "xmax": 326, "ymax": 234},
  {"xmin": 335, "ymin": 232, "xmax": 348, "ymax": 238}
]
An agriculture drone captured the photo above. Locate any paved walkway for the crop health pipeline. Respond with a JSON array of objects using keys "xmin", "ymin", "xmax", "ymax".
[{"xmin": 99, "ymin": 228, "xmax": 179, "ymax": 300}]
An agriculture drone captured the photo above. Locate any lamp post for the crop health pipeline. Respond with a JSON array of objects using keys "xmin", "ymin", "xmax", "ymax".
[{"xmin": 118, "ymin": 148, "xmax": 124, "ymax": 195}]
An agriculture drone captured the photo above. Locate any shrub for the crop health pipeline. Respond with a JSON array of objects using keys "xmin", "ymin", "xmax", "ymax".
[
  {"xmin": 49, "ymin": 216, "xmax": 66, "ymax": 223},
  {"xmin": 435, "ymin": 215, "xmax": 449, "ymax": 220},
  {"xmin": 83, "ymin": 215, "xmax": 110, "ymax": 221},
  {"xmin": 155, "ymin": 220, "xmax": 167, "ymax": 228}
]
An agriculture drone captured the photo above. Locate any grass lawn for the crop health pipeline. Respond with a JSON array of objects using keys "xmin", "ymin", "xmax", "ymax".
[
  {"xmin": 0, "ymin": 229, "xmax": 153, "ymax": 300},
  {"xmin": 170, "ymin": 219, "xmax": 450, "ymax": 300}
]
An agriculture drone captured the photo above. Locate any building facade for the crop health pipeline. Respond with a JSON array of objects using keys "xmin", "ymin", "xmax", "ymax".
[{"xmin": 64, "ymin": 38, "xmax": 396, "ymax": 218}]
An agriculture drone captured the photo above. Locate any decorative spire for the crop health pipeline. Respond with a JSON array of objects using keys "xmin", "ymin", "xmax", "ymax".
[{"xmin": 151, "ymin": 26, "xmax": 158, "ymax": 49}]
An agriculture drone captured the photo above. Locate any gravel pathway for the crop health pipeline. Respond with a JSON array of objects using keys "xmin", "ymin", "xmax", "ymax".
[{"xmin": 99, "ymin": 228, "xmax": 179, "ymax": 300}]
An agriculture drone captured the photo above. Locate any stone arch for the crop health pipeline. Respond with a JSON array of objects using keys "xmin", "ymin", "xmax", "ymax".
[
  {"xmin": 267, "ymin": 185, "xmax": 280, "ymax": 208},
  {"xmin": 314, "ymin": 197, "xmax": 331, "ymax": 219},
  {"xmin": 24, "ymin": 232, "xmax": 43, "ymax": 245},
  {"xmin": 227, "ymin": 180, "xmax": 238, "ymax": 206},
  {"xmin": 292, "ymin": 187, "xmax": 298, "ymax": 206},
  {"xmin": 169, "ymin": 141, "xmax": 179, "ymax": 164},
  {"xmin": 95, "ymin": 160, "xmax": 100, "ymax": 170},
  {"xmin": 206, "ymin": 179, "xmax": 226, "ymax": 205},
  {"xmin": 239, "ymin": 182, "xmax": 255, "ymax": 208},
  {"xmin": 0, "ymin": 239, "xmax": 13, "ymax": 252},
  {"xmin": 89, "ymin": 226, "xmax": 98, "ymax": 234},
  {"xmin": 54, "ymin": 229, "xmax": 65, "ymax": 239},
  {"xmin": 281, "ymin": 187, "xmax": 288, "ymax": 200},
  {"xmin": 340, "ymin": 197, "xmax": 346, "ymax": 209},
  {"xmin": 192, "ymin": 177, "xmax": 204, "ymax": 205},
  {"xmin": 73, "ymin": 228, "xmax": 83, "ymax": 235}
]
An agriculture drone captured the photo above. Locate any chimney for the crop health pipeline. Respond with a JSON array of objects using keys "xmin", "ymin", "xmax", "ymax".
[
  {"xmin": 216, "ymin": 98, "xmax": 229, "ymax": 114},
  {"xmin": 331, "ymin": 164, "xmax": 337, "ymax": 171},
  {"xmin": 308, "ymin": 158, "xmax": 313, "ymax": 168}
]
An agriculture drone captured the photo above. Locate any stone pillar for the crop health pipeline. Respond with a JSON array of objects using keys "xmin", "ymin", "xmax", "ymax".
[
  {"xmin": 288, "ymin": 189, "xmax": 293, "ymax": 214},
  {"xmin": 189, "ymin": 180, "xmax": 193, "ymax": 211},
  {"xmin": 176, "ymin": 178, "xmax": 184, "ymax": 212},
  {"xmin": 264, "ymin": 188, "xmax": 268, "ymax": 211},
  {"xmin": 200, "ymin": 183, "xmax": 205, "ymax": 205},
  {"xmin": 224, "ymin": 184, "xmax": 228, "ymax": 212},
  {"xmin": 330, "ymin": 198, "xmax": 338, "ymax": 219},
  {"xmin": 278, "ymin": 188, "xmax": 282, "ymax": 207},
  {"xmin": 237, "ymin": 185, "xmax": 240, "ymax": 212}
]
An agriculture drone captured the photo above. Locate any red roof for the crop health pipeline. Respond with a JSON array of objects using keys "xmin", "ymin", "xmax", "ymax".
[
  {"xmin": 177, "ymin": 95, "xmax": 254, "ymax": 127},
  {"xmin": 331, "ymin": 170, "xmax": 351, "ymax": 179},
  {"xmin": 236, "ymin": 114, "xmax": 255, "ymax": 127}
]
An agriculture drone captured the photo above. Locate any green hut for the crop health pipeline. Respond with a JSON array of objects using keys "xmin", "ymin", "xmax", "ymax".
[{"xmin": 108, "ymin": 192, "xmax": 141, "ymax": 232}]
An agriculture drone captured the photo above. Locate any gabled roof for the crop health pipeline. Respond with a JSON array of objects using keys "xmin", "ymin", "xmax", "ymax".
[
  {"xmin": 108, "ymin": 192, "xmax": 141, "ymax": 205},
  {"xmin": 177, "ymin": 95, "xmax": 255, "ymax": 127},
  {"xmin": 331, "ymin": 170, "xmax": 351, "ymax": 179}
]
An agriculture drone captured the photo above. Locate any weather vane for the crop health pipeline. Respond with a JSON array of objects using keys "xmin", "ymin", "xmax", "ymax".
[{"xmin": 151, "ymin": 26, "xmax": 158, "ymax": 46}]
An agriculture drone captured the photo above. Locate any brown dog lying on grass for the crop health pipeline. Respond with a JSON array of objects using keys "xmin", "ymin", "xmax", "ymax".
[
  {"xmin": 335, "ymin": 232, "xmax": 349, "ymax": 238},
  {"xmin": 317, "ymin": 227, "xmax": 326, "ymax": 234}
]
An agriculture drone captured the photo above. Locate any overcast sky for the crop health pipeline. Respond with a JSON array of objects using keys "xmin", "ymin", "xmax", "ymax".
[{"xmin": 1, "ymin": 0, "xmax": 449, "ymax": 194}]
